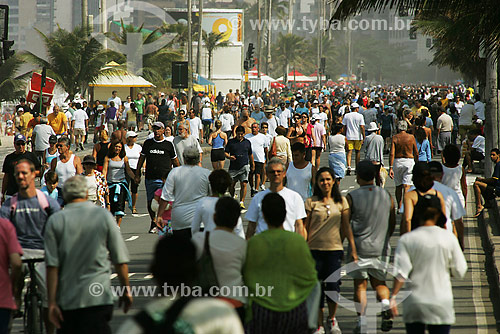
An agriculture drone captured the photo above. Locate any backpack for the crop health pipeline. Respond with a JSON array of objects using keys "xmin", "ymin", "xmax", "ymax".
[{"xmin": 10, "ymin": 189, "xmax": 50, "ymax": 221}]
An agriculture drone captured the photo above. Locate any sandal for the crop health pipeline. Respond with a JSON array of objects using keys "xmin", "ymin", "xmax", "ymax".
[
  {"xmin": 473, "ymin": 207, "xmax": 484, "ymax": 217},
  {"xmin": 132, "ymin": 208, "xmax": 138, "ymax": 214}
]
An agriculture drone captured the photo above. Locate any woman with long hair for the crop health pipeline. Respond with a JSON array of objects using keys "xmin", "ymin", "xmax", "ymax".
[
  {"xmin": 328, "ymin": 123, "xmax": 347, "ymax": 180},
  {"xmin": 414, "ymin": 127, "xmax": 432, "ymax": 162},
  {"xmin": 102, "ymin": 140, "xmax": 136, "ymax": 227},
  {"xmin": 92, "ymin": 129, "xmax": 110, "ymax": 172},
  {"xmin": 305, "ymin": 167, "xmax": 357, "ymax": 333},
  {"xmin": 287, "ymin": 113, "xmax": 306, "ymax": 145},
  {"xmin": 126, "ymin": 102, "xmax": 137, "ymax": 131},
  {"xmin": 301, "ymin": 113, "xmax": 317, "ymax": 163},
  {"xmin": 208, "ymin": 119, "xmax": 228, "ymax": 170}
]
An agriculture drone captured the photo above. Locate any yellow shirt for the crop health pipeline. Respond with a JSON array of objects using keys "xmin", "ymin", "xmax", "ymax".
[
  {"xmin": 19, "ymin": 112, "xmax": 33, "ymax": 136},
  {"xmin": 48, "ymin": 112, "xmax": 68, "ymax": 134}
]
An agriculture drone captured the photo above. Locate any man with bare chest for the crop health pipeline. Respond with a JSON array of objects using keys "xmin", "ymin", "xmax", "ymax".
[{"xmin": 234, "ymin": 110, "xmax": 256, "ymax": 136}]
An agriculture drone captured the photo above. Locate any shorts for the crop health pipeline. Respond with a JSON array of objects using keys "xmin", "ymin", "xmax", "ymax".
[
  {"xmin": 347, "ymin": 140, "xmax": 363, "ymax": 151},
  {"xmin": 126, "ymin": 168, "xmax": 139, "ymax": 193},
  {"xmin": 471, "ymin": 150, "xmax": 485, "ymax": 162},
  {"xmin": 127, "ymin": 121, "xmax": 137, "ymax": 129},
  {"xmin": 381, "ymin": 128, "xmax": 392, "ymax": 139},
  {"xmin": 22, "ymin": 248, "xmax": 48, "ymax": 307},
  {"xmin": 313, "ymin": 147, "xmax": 323, "ymax": 156},
  {"xmin": 59, "ymin": 305, "xmax": 113, "ymax": 334},
  {"xmin": 74, "ymin": 128, "xmax": 86, "ymax": 136},
  {"xmin": 348, "ymin": 255, "xmax": 390, "ymax": 281},
  {"xmin": 229, "ymin": 165, "xmax": 250, "ymax": 183},
  {"xmin": 145, "ymin": 178, "xmax": 164, "ymax": 203},
  {"xmin": 305, "ymin": 147, "xmax": 313, "ymax": 162},
  {"xmin": 249, "ymin": 161, "xmax": 264, "ymax": 176},
  {"xmin": 210, "ymin": 148, "xmax": 225, "ymax": 162},
  {"xmin": 310, "ymin": 250, "xmax": 343, "ymax": 305},
  {"xmin": 459, "ymin": 124, "xmax": 475, "ymax": 138},
  {"xmin": 393, "ymin": 158, "xmax": 415, "ymax": 186},
  {"xmin": 137, "ymin": 114, "xmax": 143, "ymax": 123}
]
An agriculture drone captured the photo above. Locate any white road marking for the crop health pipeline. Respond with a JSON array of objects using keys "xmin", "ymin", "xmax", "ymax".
[
  {"xmin": 132, "ymin": 214, "xmax": 149, "ymax": 218},
  {"xmin": 128, "ymin": 273, "xmax": 135, "ymax": 278},
  {"xmin": 349, "ymin": 186, "xmax": 354, "ymax": 189},
  {"xmin": 125, "ymin": 235, "xmax": 139, "ymax": 241},
  {"xmin": 466, "ymin": 191, "xmax": 489, "ymax": 333},
  {"xmin": 144, "ymin": 274, "xmax": 154, "ymax": 279},
  {"xmin": 110, "ymin": 273, "xmax": 118, "ymax": 279}
]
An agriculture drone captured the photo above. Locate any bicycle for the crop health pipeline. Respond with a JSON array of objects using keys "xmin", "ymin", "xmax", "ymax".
[{"xmin": 22, "ymin": 257, "xmax": 45, "ymax": 334}]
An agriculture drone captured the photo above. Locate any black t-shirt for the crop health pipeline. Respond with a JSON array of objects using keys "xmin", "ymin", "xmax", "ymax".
[
  {"xmin": 141, "ymin": 138, "xmax": 177, "ymax": 180},
  {"xmin": 225, "ymin": 138, "xmax": 252, "ymax": 171},
  {"xmin": 2, "ymin": 151, "xmax": 42, "ymax": 195}
]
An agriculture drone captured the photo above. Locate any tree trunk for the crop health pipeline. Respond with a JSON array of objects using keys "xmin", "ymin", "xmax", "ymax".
[
  {"xmin": 208, "ymin": 51, "xmax": 212, "ymax": 81},
  {"xmin": 82, "ymin": 0, "xmax": 88, "ymax": 32},
  {"xmin": 484, "ymin": 52, "xmax": 498, "ymax": 177},
  {"xmin": 196, "ymin": 0, "xmax": 203, "ymax": 75},
  {"xmin": 266, "ymin": 0, "xmax": 272, "ymax": 75}
]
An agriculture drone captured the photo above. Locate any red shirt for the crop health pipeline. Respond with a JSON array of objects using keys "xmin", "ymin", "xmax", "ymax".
[{"xmin": 0, "ymin": 218, "xmax": 22, "ymax": 309}]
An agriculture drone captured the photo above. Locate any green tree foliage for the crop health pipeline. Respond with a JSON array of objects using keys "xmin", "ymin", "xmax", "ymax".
[
  {"xmin": 202, "ymin": 31, "xmax": 231, "ymax": 80},
  {"xmin": 0, "ymin": 54, "xmax": 26, "ymax": 102},
  {"xmin": 25, "ymin": 26, "xmax": 118, "ymax": 100}
]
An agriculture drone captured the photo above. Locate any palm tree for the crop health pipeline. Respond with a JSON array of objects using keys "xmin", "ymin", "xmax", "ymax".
[
  {"xmin": 202, "ymin": 31, "xmax": 231, "ymax": 80},
  {"xmin": 271, "ymin": 33, "xmax": 307, "ymax": 86},
  {"xmin": 25, "ymin": 26, "xmax": 118, "ymax": 100},
  {"xmin": 0, "ymin": 54, "xmax": 26, "ymax": 102},
  {"xmin": 110, "ymin": 21, "xmax": 183, "ymax": 88}
]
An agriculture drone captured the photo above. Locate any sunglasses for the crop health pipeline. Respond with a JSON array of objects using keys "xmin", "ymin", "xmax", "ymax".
[
  {"xmin": 56, "ymin": 144, "xmax": 64, "ymax": 148},
  {"xmin": 15, "ymin": 142, "xmax": 26, "ymax": 146}
]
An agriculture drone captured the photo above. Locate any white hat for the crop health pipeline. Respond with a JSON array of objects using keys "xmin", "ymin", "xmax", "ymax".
[
  {"xmin": 313, "ymin": 100, "xmax": 319, "ymax": 104},
  {"xmin": 97, "ymin": 105, "xmax": 104, "ymax": 110},
  {"xmin": 375, "ymin": 104, "xmax": 380, "ymax": 108},
  {"xmin": 126, "ymin": 131, "xmax": 138, "ymax": 138},
  {"xmin": 351, "ymin": 102, "xmax": 360, "ymax": 109},
  {"xmin": 367, "ymin": 122, "xmax": 379, "ymax": 132},
  {"xmin": 312, "ymin": 114, "xmax": 320, "ymax": 121}
]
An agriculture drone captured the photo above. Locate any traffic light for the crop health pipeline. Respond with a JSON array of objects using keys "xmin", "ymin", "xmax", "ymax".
[
  {"xmin": 409, "ymin": 27, "xmax": 417, "ymax": 40},
  {"xmin": 247, "ymin": 43, "xmax": 254, "ymax": 61},
  {"xmin": 2, "ymin": 40, "xmax": 14, "ymax": 60}
]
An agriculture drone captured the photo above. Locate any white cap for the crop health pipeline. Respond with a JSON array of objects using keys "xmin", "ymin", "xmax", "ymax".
[
  {"xmin": 313, "ymin": 100, "xmax": 319, "ymax": 104},
  {"xmin": 126, "ymin": 131, "xmax": 138, "ymax": 138},
  {"xmin": 375, "ymin": 104, "xmax": 380, "ymax": 108},
  {"xmin": 351, "ymin": 102, "xmax": 360, "ymax": 109}
]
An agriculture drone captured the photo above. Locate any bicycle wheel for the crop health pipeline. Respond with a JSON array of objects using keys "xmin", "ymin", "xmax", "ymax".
[{"xmin": 26, "ymin": 293, "xmax": 43, "ymax": 334}]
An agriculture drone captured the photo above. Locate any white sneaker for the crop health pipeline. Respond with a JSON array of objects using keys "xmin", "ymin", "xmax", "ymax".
[
  {"xmin": 313, "ymin": 326, "xmax": 325, "ymax": 334},
  {"xmin": 328, "ymin": 318, "xmax": 342, "ymax": 334},
  {"xmin": 260, "ymin": 184, "xmax": 266, "ymax": 191}
]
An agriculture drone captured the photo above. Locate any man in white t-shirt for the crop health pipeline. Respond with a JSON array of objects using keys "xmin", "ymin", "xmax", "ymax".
[
  {"xmin": 107, "ymin": 90, "xmax": 122, "ymax": 109},
  {"xmin": 463, "ymin": 130, "xmax": 485, "ymax": 172},
  {"xmin": 245, "ymin": 123, "xmax": 269, "ymax": 197},
  {"xmin": 72, "ymin": 103, "xmax": 89, "ymax": 151},
  {"xmin": 246, "ymin": 157, "xmax": 306, "ymax": 238},
  {"xmin": 188, "ymin": 109, "xmax": 203, "ymax": 143},
  {"xmin": 275, "ymin": 103, "xmax": 291, "ymax": 128},
  {"xmin": 220, "ymin": 107, "xmax": 235, "ymax": 138},
  {"xmin": 342, "ymin": 102, "xmax": 365, "ymax": 175},
  {"xmin": 474, "ymin": 94, "xmax": 485, "ymax": 121},
  {"xmin": 32, "ymin": 117, "xmax": 56, "ymax": 161}
]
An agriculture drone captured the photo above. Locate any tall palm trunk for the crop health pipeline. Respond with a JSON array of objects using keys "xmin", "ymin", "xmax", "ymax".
[{"xmin": 484, "ymin": 51, "xmax": 498, "ymax": 176}]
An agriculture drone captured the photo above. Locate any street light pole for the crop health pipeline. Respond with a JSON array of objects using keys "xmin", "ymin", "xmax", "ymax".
[
  {"xmin": 196, "ymin": 0, "xmax": 203, "ymax": 76},
  {"xmin": 188, "ymin": 0, "xmax": 193, "ymax": 107}
]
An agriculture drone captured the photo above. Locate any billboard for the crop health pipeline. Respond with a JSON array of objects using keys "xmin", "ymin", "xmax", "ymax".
[{"xmin": 165, "ymin": 9, "xmax": 243, "ymax": 45}]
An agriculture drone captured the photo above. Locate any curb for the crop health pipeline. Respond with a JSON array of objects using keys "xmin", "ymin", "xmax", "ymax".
[{"xmin": 477, "ymin": 199, "xmax": 500, "ymax": 314}]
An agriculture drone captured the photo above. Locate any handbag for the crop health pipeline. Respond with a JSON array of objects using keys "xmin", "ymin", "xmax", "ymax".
[
  {"xmin": 268, "ymin": 137, "xmax": 277, "ymax": 160},
  {"xmin": 192, "ymin": 232, "xmax": 219, "ymax": 293}
]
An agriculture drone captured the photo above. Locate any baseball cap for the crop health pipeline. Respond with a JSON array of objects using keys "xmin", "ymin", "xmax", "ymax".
[
  {"xmin": 14, "ymin": 134, "xmax": 26, "ymax": 143},
  {"xmin": 311, "ymin": 114, "xmax": 320, "ymax": 121},
  {"xmin": 299, "ymin": 99, "xmax": 305, "ymax": 103},
  {"xmin": 17, "ymin": 107, "xmax": 24, "ymax": 112},
  {"xmin": 126, "ymin": 130, "xmax": 138, "ymax": 138},
  {"xmin": 82, "ymin": 155, "xmax": 97, "ymax": 165},
  {"xmin": 49, "ymin": 135, "xmax": 58, "ymax": 144},
  {"xmin": 313, "ymin": 100, "xmax": 319, "ymax": 104},
  {"xmin": 97, "ymin": 105, "xmax": 104, "ymax": 110},
  {"xmin": 152, "ymin": 121, "xmax": 165, "ymax": 129},
  {"xmin": 351, "ymin": 102, "xmax": 360, "ymax": 109}
]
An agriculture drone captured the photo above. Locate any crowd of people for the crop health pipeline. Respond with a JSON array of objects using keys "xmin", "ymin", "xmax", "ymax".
[{"xmin": 1, "ymin": 83, "xmax": 497, "ymax": 334}]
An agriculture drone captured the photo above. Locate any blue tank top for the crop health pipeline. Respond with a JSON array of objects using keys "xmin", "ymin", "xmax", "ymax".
[{"xmin": 212, "ymin": 133, "xmax": 224, "ymax": 149}]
